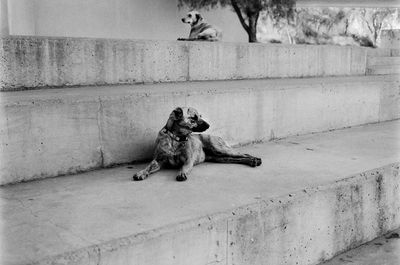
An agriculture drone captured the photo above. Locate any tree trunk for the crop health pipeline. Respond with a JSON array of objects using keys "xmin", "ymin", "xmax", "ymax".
[
  {"xmin": 247, "ymin": 13, "xmax": 258, "ymax": 43},
  {"xmin": 231, "ymin": 0, "xmax": 259, "ymax": 43}
]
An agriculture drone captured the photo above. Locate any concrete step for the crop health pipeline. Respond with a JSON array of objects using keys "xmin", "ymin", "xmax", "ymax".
[
  {"xmin": 367, "ymin": 56, "xmax": 400, "ymax": 66},
  {"xmin": 1, "ymin": 75, "xmax": 399, "ymax": 185},
  {"xmin": 366, "ymin": 48, "xmax": 400, "ymax": 57},
  {"xmin": 1, "ymin": 36, "xmax": 369, "ymax": 91},
  {"xmin": 1, "ymin": 120, "xmax": 399, "ymax": 265},
  {"xmin": 366, "ymin": 55, "xmax": 400, "ymax": 75},
  {"xmin": 319, "ymin": 228, "xmax": 400, "ymax": 265},
  {"xmin": 366, "ymin": 65, "xmax": 400, "ymax": 75}
]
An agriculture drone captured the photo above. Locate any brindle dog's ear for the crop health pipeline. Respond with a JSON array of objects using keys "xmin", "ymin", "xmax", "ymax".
[
  {"xmin": 173, "ymin": 107, "xmax": 183, "ymax": 119},
  {"xmin": 166, "ymin": 107, "xmax": 183, "ymax": 130},
  {"xmin": 196, "ymin": 13, "xmax": 203, "ymax": 22}
]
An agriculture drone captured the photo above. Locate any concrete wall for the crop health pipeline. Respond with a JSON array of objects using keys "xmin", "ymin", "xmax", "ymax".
[
  {"xmin": 1, "ymin": 75, "xmax": 399, "ymax": 185},
  {"xmin": 0, "ymin": 36, "xmax": 369, "ymax": 91},
  {"xmin": 6, "ymin": 0, "xmax": 246, "ymax": 42},
  {"xmin": 0, "ymin": 0, "xmax": 9, "ymax": 36}
]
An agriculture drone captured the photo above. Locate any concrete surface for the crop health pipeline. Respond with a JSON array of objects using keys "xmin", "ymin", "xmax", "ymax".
[
  {"xmin": 366, "ymin": 55, "xmax": 400, "ymax": 75},
  {"xmin": 0, "ymin": 0, "xmax": 8, "ymax": 36},
  {"xmin": 1, "ymin": 75, "xmax": 399, "ymax": 185},
  {"xmin": 320, "ymin": 228, "xmax": 400, "ymax": 265},
  {"xmin": 367, "ymin": 57, "xmax": 400, "ymax": 66},
  {"xmin": 366, "ymin": 65, "xmax": 400, "ymax": 75},
  {"xmin": 366, "ymin": 47, "xmax": 400, "ymax": 57},
  {"xmin": 0, "ymin": 36, "xmax": 369, "ymax": 91},
  {"xmin": 0, "ymin": 120, "xmax": 399, "ymax": 265}
]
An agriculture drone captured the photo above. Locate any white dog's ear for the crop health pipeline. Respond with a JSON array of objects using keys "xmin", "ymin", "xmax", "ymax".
[{"xmin": 196, "ymin": 13, "xmax": 203, "ymax": 22}]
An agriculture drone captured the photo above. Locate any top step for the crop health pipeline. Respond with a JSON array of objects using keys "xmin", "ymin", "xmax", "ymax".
[{"xmin": 0, "ymin": 36, "xmax": 376, "ymax": 91}]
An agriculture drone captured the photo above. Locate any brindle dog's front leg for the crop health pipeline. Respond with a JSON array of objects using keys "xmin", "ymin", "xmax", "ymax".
[
  {"xmin": 176, "ymin": 160, "xmax": 194, "ymax": 181},
  {"xmin": 176, "ymin": 154, "xmax": 195, "ymax": 182},
  {"xmin": 132, "ymin": 160, "xmax": 162, "ymax": 181}
]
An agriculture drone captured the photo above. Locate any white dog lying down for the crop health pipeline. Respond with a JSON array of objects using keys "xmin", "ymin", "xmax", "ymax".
[{"xmin": 178, "ymin": 10, "xmax": 222, "ymax": 41}]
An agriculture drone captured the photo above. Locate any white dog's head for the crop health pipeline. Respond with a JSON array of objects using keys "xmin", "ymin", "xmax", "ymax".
[{"xmin": 181, "ymin": 10, "xmax": 203, "ymax": 26}]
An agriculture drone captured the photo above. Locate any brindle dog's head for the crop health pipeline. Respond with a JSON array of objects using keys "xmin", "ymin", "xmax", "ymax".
[
  {"xmin": 166, "ymin": 107, "xmax": 209, "ymax": 136},
  {"xmin": 181, "ymin": 10, "xmax": 203, "ymax": 26}
]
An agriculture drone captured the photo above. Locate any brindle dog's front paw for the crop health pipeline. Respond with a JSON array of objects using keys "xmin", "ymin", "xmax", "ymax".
[
  {"xmin": 176, "ymin": 173, "xmax": 187, "ymax": 182},
  {"xmin": 249, "ymin": 157, "xmax": 262, "ymax": 167},
  {"xmin": 133, "ymin": 171, "xmax": 148, "ymax": 181}
]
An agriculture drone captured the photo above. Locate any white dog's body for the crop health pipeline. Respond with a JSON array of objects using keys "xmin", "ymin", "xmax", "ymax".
[{"xmin": 178, "ymin": 11, "xmax": 222, "ymax": 41}]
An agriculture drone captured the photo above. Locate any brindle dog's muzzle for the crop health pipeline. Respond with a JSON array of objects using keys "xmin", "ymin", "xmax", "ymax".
[{"xmin": 192, "ymin": 119, "xmax": 210, "ymax": 132}]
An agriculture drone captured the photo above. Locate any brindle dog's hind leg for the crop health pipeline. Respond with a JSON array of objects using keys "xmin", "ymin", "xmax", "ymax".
[
  {"xmin": 206, "ymin": 156, "xmax": 261, "ymax": 167},
  {"xmin": 132, "ymin": 160, "xmax": 163, "ymax": 181},
  {"xmin": 200, "ymin": 135, "xmax": 262, "ymax": 167}
]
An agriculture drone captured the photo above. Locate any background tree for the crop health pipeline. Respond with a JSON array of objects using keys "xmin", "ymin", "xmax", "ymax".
[
  {"xmin": 178, "ymin": 0, "xmax": 296, "ymax": 43},
  {"xmin": 363, "ymin": 8, "xmax": 398, "ymax": 46}
]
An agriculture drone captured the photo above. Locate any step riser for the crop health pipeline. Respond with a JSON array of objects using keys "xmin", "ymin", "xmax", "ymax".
[
  {"xmin": 366, "ymin": 66, "xmax": 400, "ymax": 75},
  {"xmin": 0, "ymin": 36, "xmax": 369, "ymax": 91},
  {"xmin": 366, "ymin": 48, "xmax": 400, "ymax": 57},
  {"xmin": 366, "ymin": 56, "xmax": 400, "ymax": 75},
  {"xmin": 1, "ymin": 76, "xmax": 399, "ymax": 185},
  {"xmin": 38, "ymin": 164, "xmax": 400, "ymax": 265},
  {"xmin": 367, "ymin": 57, "xmax": 400, "ymax": 66}
]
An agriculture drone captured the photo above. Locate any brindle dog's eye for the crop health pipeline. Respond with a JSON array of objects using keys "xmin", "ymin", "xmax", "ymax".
[{"xmin": 188, "ymin": 14, "xmax": 192, "ymax": 18}]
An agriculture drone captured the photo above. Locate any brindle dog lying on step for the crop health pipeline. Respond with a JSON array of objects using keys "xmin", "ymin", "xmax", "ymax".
[{"xmin": 132, "ymin": 107, "xmax": 262, "ymax": 182}]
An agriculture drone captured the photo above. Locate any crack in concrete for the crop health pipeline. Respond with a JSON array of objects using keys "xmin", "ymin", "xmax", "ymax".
[
  {"xmin": 95, "ymin": 246, "xmax": 101, "ymax": 265},
  {"xmin": 46, "ymin": 218, "xmax": 95, "ymax": 245},
  {"xmin": 15, "ymin": 198, "xmax": 39, "ymax": 218},
  {"xmin": 206, "ymin": 260, "xmax": 225, "ymax": 265},
  {"xmin": 225, "ymin": 219, "xmax": 229, "ymax": 265}
]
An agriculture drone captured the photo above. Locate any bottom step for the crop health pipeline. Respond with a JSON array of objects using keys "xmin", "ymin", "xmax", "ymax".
[{"xmin": 1, "ymin": 121, "xmax": 399, "ymax": 265}]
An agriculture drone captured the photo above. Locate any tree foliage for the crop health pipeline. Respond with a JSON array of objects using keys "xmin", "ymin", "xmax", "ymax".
[{"xmin": 178, "ymin": 0, "xmax": 296, "ymax": 42}]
